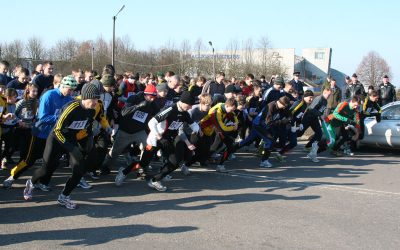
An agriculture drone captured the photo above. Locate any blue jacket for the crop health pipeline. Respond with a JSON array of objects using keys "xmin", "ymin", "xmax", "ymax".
[{"xmin": 32, "ymin": 88, "xmax": 73, "ymax": 139}]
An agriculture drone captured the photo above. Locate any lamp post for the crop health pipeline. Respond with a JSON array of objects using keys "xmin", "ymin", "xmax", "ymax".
[
  {"xmin": 91, "ymin": 45, "xmax": 94, "ymax": 70},
  {"xmin": 112, "ymin": 4, "xmax": 125, "ymax": 67},
  {"xmin": 208, "ymin": 41, "xmax": 215, "ymax": 80}
]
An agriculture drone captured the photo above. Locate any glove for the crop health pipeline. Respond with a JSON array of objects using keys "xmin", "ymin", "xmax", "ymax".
[
  {"xmin": 70, "ymin": 146, "xmax": 83, "ymax": 162},
  {"xmin": 299, "ymin": 124, "xmax": 304, "ymax": 131}
]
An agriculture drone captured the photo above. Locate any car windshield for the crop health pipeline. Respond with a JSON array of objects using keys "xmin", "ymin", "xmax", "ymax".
[{"xmin": 382, "ymin": 104, "xmax": 400, "ymax": 120}]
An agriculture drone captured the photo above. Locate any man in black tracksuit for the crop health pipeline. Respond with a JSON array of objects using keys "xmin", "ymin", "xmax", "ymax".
[{"xmin": 23, "ymin": 84, "xmax": 100, "ymax": 209}]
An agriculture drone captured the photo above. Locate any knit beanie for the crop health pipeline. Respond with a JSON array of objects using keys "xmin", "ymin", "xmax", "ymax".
[
  {"xmin": 303, "ymin": 90, "xmax": 314, "ymax": 98},
  {"xmin": 156, "ymin": 82, "xmax": 168, "ymax": 92},
  {"xmin": 81, "ymin": 83, "xmax": 100, "ymax": 100},
  {"xmin": 180, "ymin": 91, "xmax": 195, "ymax": 105},
  {"xmin": 61, "ymin": 75, "xmax": 78, "ymax": 89},
  {"xmin": 101, "ymin": 74, "xmax": 116, "ymax": 87},
  {"xmin": 144, "ymin": 84, "xmax": 157, "ymax": 96}
]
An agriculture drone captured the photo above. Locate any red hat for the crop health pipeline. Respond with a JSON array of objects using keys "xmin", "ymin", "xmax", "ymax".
[{"xmin": 144, "ymin": 84, "xmax": 157, "ymax": 96}]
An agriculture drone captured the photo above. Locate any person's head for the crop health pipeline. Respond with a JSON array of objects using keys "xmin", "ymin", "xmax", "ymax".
[
  {"xmin": 277, "ymin": 96, "xmax": 290, "ymax": 109},
  {"xmin": 85, "ymin": 70, "xmax": 94, "ymax": 82},
  {"xmin": 231, "ymin": 77, "xmax": 237, "ymax": 84},
  {"xmin": 368, "ymin": 85, "xmax": 375, "ymax": 95},
  {"xmin": 274, "ymin": 77, "xmax": 284, "ymax": 90},
  {"xmin": 24, "ymin": 83, "xmax": 39, "ymax": 99},
  {"xmin": 245, "ymin": 73, "xmax": 255, "ymax": 86},
  {"xmin": 102, "ymin": 64, "xmax": 115, "ymax": 76},
  {"xmin": 156, "ymin": 71, "xmax": 164, "ymax": 82},
  {"xmin": 322, "ymin": 87, "xmax": 332, "ymax": 99},
  {"xmin": 164, "ymin": 71, "xmax": 175, "ymax": 82},
  {"xmin": 349, "ymin": 96, "xmax": 360, "ymax": 110},
  {"xmin": 260, "ymin": 75, "xmax": 266, "ymax": 82},
  {"xmin": 293, "ymin": 71, "xmax": 300, "ymax": 80},
  {"xmin": 383, "ymin": 75, "xmax": 389, "ymax": 84},
  {"xmin": 330, "ymin": 78, "xmax": 337, "ymax": 87},
  {"xmin": 284, "ymin": 82, "xmax": 294, "ymax": 93},
  {"xmin": 100, "ymin": 74, "xmax": 116, "ymax": 93},
  {"xmin": 224, "ymin": 98, "xmax": 237, "ymax": 113},
  {"xmin": 0, "ymin": 60, "xmax": 10, "ymax": 74},
  {"xmin": 5, "ymin": 88, "xmax": 17, "ymax": 104},
  {"xmin": 35, "ymin": 63, "xmax": 43, "ymax": 74},
  {"xmin": 199, "ymin": 94, "xmax": 212, "ymax": 112},
  {"xmin": 303, "ymin": 90, "xmax": 314, "ymax": 104},
  {"xmin": 140, "ymin": 73, "xmax": 150, "ymax": 83},
  {"xmin": 17, "ymin": 67, "xmax": 30, "ymax": 84},
  {"xmin": 224, "ymin": 84, "xmax": 237, "ymax": 99},
  {"xmin": 178, "ymin": 91, "xmax": 195, "ymax": 111},
  {"xmin": 59, "ymin": 75, "xmax": 77, "ymax": 96},
  {"xmin": 81, "ymin": 83, "xmax": 100, "ymax": 109},
  {"xmin": 53, "ymin": 73, "xmax": 63, "ymax": 88},
  {"xmin": 196, "ymin": 76, "xmax": 206, "ymax": 87},
  {"xmin": 351, "ymin": 73, "xmax": 358, "ymax": 83},
  {"xmin": 42, "ymin": 61, "xmax": 54, "ymax": 76},
  {"xmin": 216, "ymin": 72, "xmax": 225, "ymax": 83},
  {"xmin": 156, "ymin": 82, "xmax": 168, "ymax": 98},
  {"xmin": 253, "ymin": 84, "xmax": 262, "ymax": 97},
  {"xmin": 143, "ymin": 84, "xmax": 157, "ymax": 102},
  {"xmin": 72, "ymin": 69, "xmax": 85, "ymax": 84},
  {"xmin": 168, "ymin": 75, "xmax": 180, "ymax": 90},
  {"xmin": 345, "ymin": 76, "xmax": 352, "ymax": 84},
  {"xmin": 369, "ymin": 90, "xmax": 379, "ymax": 103},
  {"xmin": 236, "ymin": 95, "xmax": 246, "ymax": 111}
]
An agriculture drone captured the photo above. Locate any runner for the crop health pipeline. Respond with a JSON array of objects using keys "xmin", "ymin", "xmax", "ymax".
[{"xmin": 23, "ymin": 83, "xmax": 100, "ymax": 209}]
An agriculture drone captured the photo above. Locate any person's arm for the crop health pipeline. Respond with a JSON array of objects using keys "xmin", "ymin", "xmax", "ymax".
[
  {"xmin": 53, "ymin": 102, "xmax": 80, "ymax": 152},
  {"xmin": 214, "ymin": 107, "xmax": 236, "ymax": 132},
  {"xmin": 333, "ymin": 102, "xmax": 350, "ymax": 122},
  {"xmin": 37, "ymin": 94, "xmax": 59, "ymax": 124}
]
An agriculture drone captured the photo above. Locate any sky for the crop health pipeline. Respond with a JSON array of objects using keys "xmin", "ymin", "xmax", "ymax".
[{"xmin": 3, "ymin": 0, "xmax": 399, "ymax": 85}]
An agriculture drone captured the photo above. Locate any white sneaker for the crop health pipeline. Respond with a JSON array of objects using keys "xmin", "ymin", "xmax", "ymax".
[
  {"xmin": 180, "ymin": 164, "xmax": 190, "ymax": 176},
  {"xmin": 216, "ymin": 165, "xmax": 228, "ymax": 173},
  {"xmin": 115, "ymin": 167, "xmax": 127, "ymax": 186},
  {"xmin": 307, "ymin": 153, "xmax": 320, "ymax": 162},
  {"xmin": 3, "ymin": 176, "xmax": 14, "ymax": 188},
  {"xmin": 259, "ymin": 160, "xmax": 273, "ymax": 168},
  {"xmin": 147, "ymin": 179, "xmax": 167, "ymax": 192},
  {"xmin": 1, "ymin": 158, "xmax": 7, "ymax": 170},
  {"xmin": 23, "ymin": 179, "xmax": 34, "ymax": 200},
  {"xmin": 57, "ymin": 194, "xmax": 77, "ymax": 209}
]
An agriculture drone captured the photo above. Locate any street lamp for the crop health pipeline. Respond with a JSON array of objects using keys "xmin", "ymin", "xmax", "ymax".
[
  {"xmin": 91, "ymin": 45, "xmax": 94, "ymax": 70},
  {"xmin": 208, "ymin": 41, "xmax": 215, "ymax": 80},
  {"xmin": 112, "ymin": 4, "xmax": 125, "ymax": 68}
]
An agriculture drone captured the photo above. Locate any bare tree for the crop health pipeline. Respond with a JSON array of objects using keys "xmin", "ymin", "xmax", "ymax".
[
  {"xmin": 26, "ymin": 37, "xmax": 45, "ymax": 60},
  {"xmin": 356, "ymin": 51, "xmax": 392, "ymax": 89}
]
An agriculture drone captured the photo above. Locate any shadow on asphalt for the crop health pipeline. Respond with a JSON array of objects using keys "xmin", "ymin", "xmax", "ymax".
[{"xmin": 0, "ymin": 224, "xmax": 197, "ymax": 246}]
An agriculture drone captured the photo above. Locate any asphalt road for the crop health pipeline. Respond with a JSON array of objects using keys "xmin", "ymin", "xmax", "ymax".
[{"xmin": 1, "ymin": 144, "xmax": 399, "ymax": 249}]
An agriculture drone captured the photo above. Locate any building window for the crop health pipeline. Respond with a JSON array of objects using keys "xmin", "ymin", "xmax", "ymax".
[{"xmin": 315, "ymin": 52, "xmax": 325, "ymax": 60}]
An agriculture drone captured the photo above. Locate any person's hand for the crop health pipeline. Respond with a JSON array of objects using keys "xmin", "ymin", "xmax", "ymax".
[
  {"xmin": 18, "ymin": 120, "xmax": 27, "ymax": 128},
  {"xmin": 4, "ymin": 113, "xmax": 14, "ymax": 120},
  {"xmin": 347, "ymin": 119, "xmax": 356, "ymax": 126},
  {"xmin": 299, "ymin": 124, "xmax": 304, "ymax": 131},
  {"xmin": 187, "ymin": 144, "xmax": 196, "ymax": 151}
]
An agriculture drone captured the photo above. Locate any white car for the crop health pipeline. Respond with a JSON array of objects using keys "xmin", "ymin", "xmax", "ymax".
[{"xmin": 361, "ymin": 101, "xmax": 400, "ymax": 149}]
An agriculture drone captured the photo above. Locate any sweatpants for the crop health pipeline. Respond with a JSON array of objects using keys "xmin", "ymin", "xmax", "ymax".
[
  {"xmin": 102, "ymin": 129, "xmax": 147, "ymax": 171},
  {"xmin": 16, "ymin": 128, "xmax": 32, "ymax": 162},
  {"xmin": 10, "ymin": 136, "xmax": 46, "ymax": 179},
  {"xmin": 31, "ymin": 133, "xmax": 89, "ymax": 196}
]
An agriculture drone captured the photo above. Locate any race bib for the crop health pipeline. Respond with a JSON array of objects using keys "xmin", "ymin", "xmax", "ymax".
[
  {"xmin": 249, "ymin": 108, "xmax": 257, "ymax": 113},
  {"xmin": 319, "ymin": 106, "xmax": 326, "ymax": 113},
  {"xmin": 132, "ymin": 110, "xmax": 148, "ymax": 123},
  {"xmin": 168, "ymin": 121, "xmax": 183, "ymax": 130},
  {"xmin": 68, "ymin": 120, "xmax": 88, "ymax": 130},
  {"xmin": 127, "ymin": 92, "xmax": 135, "ymax": 97},
  {"xmin": 22, "ymin": 108, "xmax": 34, "ymax": 119}
]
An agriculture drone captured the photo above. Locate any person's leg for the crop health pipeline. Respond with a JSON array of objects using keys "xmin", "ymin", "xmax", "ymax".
[
  {"xmin": 31, "ymin": 135, "xmax": 63, "ymax": 185},
  {"xmin": 102, "ymin": 130, "xmax": 136, "ymax": 171}
]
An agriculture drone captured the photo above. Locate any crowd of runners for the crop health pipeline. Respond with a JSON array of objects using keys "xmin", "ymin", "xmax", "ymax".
[{"xmin": 0, "ymin": 59, "xmax": 396, "ymax": 209}]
